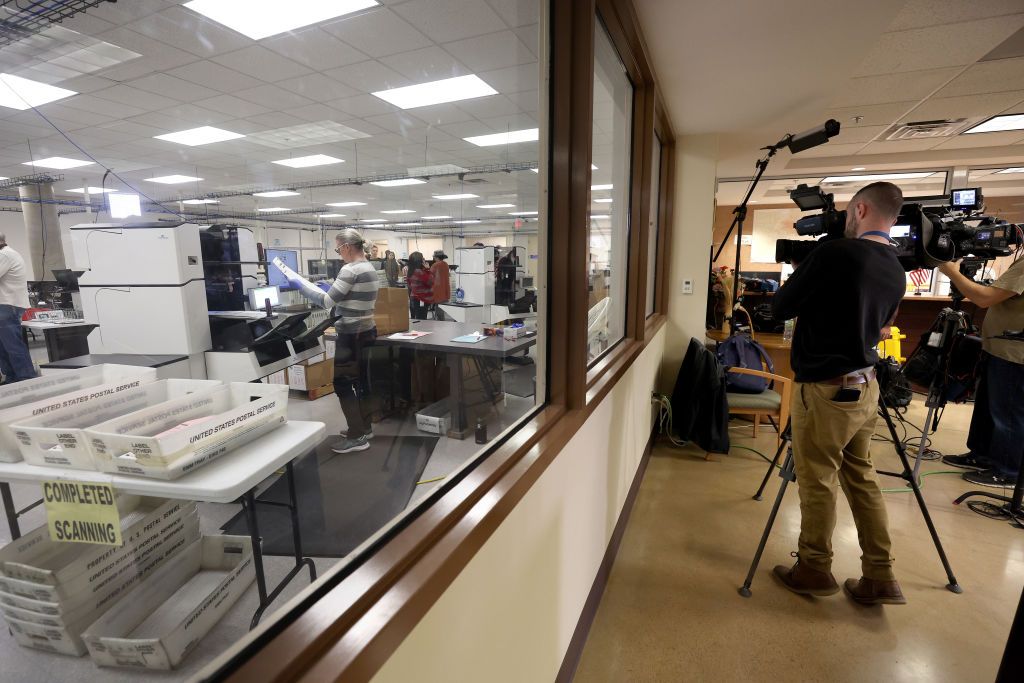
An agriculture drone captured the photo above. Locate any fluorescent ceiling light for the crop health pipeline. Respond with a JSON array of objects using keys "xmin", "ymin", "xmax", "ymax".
[
  {"xmin": 529, "ymin": 168, "xmax": 539, "ymax": 173},
  {"xmin": 851, "ymin": 167, "xmax": 866, "ymax": 171},
  {"xmin": 0, "ymin": 177, "xmax": 7, "ymax": 181},
  {"xmin": 373, "ymin": 74, "xmax": 497, "ymax": 110},
  {"xmin": 591, "ymin": 214, "xmax": 610, "ymax": 219},
  {"xmin": 477, "ymin": 203, "xmax": 515, "ymax": 209},
  {"xmin": 591, "ymin": 183, "xmax": 613, "ymax": 191},
  {"xmin": 594, "ymin": 198, "xmax": 613, "ymax": 203},
  {"xmin": 407, "ymin": 163, "xmax": 467, "ymax": 176},
  {"xmin": 509, "ymin": 211, "xmax": 538, "ymax": 216},
  {"xmin": 67, "ymin": 187, "xmax": 117, "ymax": 194},
  {"xmin": 360, "ymin": 218, "xmax": 383, "ymax": 222},
  {"xmin": 995, "ymin": 167, "xmax": 1024, "ymax": 174},
  {"xmin": 422, "ymin": 215, "xmax": 451, "ymax": 220},
  {"xmin": 272, "ymin": 154, "xmax": 344, "ymax": 168},
  {"xmin": 253, "ymin": 190, "xmax": 300, "ymax": 198},
  {"xmin": 395, "ymin": 222, "xmax": 422, "ymax": 227},
  {"xmin": 146, "ymin": 175, "xmax": 202, "ymax": 184},
  {"xmin": 183, "ymin": 0, "xmax": 379, "ymax": 40},
  {"xmin": 371, "ymin": 178, "xmax": 426, "ymax": 187},
  {"xmin": 154, "ymin": 126, "xmax": 244, "ymax": 146},
  {"xmin": 591, "ymin": 164, "xmax": 599, "ymax": 170},
  {"xmin": 23, "ymin": 156, "xmax": 93, "ymax": 170},
  {"xmin": 108, "ymin": 193, "xmax": 141, "ymax": 219},
  {"xmin": 455, "ymin": 219, "xmax": 481, "ymax": 224},
  {"xmin": 257, "ymin": 207, "xmax": 289, "ymax": 212},
  {"xmin": 327, "ymin": 201, "xmax": 366, "ymax": 207},
  {"xmin": 433, "ymin": 193, "xmax": 478, "ymax": 200},
  {"xmin": 182, "ymin": 198, "xmax": 219, "ymax": 205},
  {"xmin": 963, "ymin": 113, "xmax": 1024, "ymax": 135},
  {"xmin": 380, "ymin": 209, "xmax": 415, "ymax": 214},
  {"xmin": 320, "ymin": 213, "xmax": 346, "ymax": 218},
  {"xmin": 821, "ymin": 172, "xmax": 933, "ymax": 183},
  {"xmin": 364, "ymin": 223, "xmax": 385, "ymax": 228},
  {"xmin": 464, "ymin": 128, "xmax": 539, "ymax": 147},
  {"xmin": 0, "ymin": 73, "xmax": 76, "ymax": 110}
]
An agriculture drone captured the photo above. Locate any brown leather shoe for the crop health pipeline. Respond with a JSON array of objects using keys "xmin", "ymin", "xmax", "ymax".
[
  {"xmin": 844, "ymin": 577, "xmax": 906, "ymax": 605},
  {"xmin": 772, "ymin": 561, "xmax": 840, "ymax": 596}
]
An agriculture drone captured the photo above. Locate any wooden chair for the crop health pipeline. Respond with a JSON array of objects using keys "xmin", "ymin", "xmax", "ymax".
[{"xmin": 725, "ymin": 367, "xmax": 792, "ymax": 447}]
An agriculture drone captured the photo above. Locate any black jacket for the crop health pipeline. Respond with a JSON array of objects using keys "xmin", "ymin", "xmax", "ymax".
[{"xmin": 670, "ymin": 337, "xmax": 730, "ymax": 453}]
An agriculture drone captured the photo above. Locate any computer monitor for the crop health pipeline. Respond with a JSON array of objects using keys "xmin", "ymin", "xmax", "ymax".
[
  {"xmin": 266, "ymin": 249, "xmax": 299, "ymax": 290},
  {"xmin": 248, "ymin": 285, "xmax": 280, "ymax": 310}
]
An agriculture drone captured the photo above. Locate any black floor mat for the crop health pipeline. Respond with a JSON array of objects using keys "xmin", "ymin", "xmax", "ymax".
[{"xmin": 220, "ymin": 433, "xmax": 437, "ymax": 557}]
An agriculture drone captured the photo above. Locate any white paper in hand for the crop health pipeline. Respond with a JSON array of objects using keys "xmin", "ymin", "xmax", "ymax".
[{"xmin": 272, "ymin": 256, "xmax": 298, "ymax": 280}]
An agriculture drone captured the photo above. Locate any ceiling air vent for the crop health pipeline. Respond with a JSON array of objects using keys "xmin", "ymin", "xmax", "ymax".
[{"xmin": 884, "ymin": 119, "xmax": 968, "ymax": 140}]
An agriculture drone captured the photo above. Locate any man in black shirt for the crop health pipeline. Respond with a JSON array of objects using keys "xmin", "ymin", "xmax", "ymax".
[{"xmin": 771, "ymin": 182, "xmax": 908, "ymax": 606}]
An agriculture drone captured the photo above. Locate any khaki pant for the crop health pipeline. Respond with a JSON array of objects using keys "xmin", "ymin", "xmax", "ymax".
[{"xmin": 790, "ymin": 379, "xmax": 895, "ymax": 581}]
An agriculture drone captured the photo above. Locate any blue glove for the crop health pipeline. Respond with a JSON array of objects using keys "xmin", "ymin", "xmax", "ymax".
[
  {"xmin": 287, "ymin": 273, "xmax": 304, "ymax": 290},
  {"xmin": 315, "ymin": 280, "xmax": 332, "ymax": 293}
]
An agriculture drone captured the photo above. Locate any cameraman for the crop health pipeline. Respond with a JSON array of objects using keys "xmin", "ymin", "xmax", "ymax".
[
  {"xmin": 771, "ymin": 182, "xmax": 907, "ymax": 606},
  {"xmin": 937, "ymin": 258, "xmax": 1024, "ymax": 488}
]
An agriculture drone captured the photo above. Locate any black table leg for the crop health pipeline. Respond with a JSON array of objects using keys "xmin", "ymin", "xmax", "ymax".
[
  {"xmin": 1, "ymin": 483, "xmax": 21, "ymax": 540},
  {"xmin": 448, "ymin": 352, "xmax": 469, "ymax": 439}
]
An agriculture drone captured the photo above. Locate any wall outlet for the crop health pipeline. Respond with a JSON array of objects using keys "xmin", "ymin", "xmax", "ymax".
[{"xmin": 682, "ymin": 279, "xmax": 694, "ymax": 295}]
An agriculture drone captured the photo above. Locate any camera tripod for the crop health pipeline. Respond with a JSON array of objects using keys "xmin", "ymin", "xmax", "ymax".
[{"xmin": 739, "ymin": 396, "xmax": 962, "ymax": 597}]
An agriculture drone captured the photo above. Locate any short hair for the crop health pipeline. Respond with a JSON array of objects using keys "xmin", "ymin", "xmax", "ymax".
[
  {"xmin": 336, "ymin": 228, "xmax": 365, "ymax": 249},
  {"xmin": 851, "ymin": 182, "xmax": 903, "ymax": 223},
  {"xmin": 0, "ymin": 232, "xmax": 5, "ymax": 242}
]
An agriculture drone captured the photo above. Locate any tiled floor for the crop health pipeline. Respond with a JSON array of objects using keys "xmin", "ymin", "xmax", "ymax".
[{"xmin": 574, "ymin": 399, "xmax": 1023, "ymax": 682}]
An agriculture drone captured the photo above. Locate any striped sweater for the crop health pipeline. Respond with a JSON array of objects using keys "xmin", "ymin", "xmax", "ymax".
[{"xmin": 298, "ymin": 260, "xmax": 379, "ymax": 333}]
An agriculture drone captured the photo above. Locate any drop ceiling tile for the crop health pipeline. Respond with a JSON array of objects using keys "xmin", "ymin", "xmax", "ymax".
[
  {"xmin": 408, "ymin": 103, "xmax": 477, "ymax": 127},
  {"xmin": 243, "ymin": 112, "xmax": 312, "ymax": 130},
  {"xmin": 127, "ymin": 6, "xmax": 253, "ymax": 57},
  {"xmin": 92, "ymin": 28, "xmax": 198, "ymax": 70},
  {"xmin": 324, "ymin": 60, "xmax": 411, "ymax": 93},
  {"xmin": 320, "ymin": 9, "xmax": 433, "ymax": 58},
  {"xmin": 379, "ymin": 46, "xmax": 470, "ymax": 83},
  {"xmin": 61, "ymin": 10, "xmax": 118, "ymax": 36},
  {"xmin": 825, "ymin": 101, "xmax": 919, "ymax": 129},
  {"xmin": 393, "ymin": 0, "xmax": 506, "ymax": 43},
  {"xmin": 858, "ymin": 139, "xmax": 947, "ymax": 154},
  {"xmin": 60, "ymin": 94, "xmax": 149, "ymax": 119},
  {"xmin": 233, "ymin": 84, "xmax": 316, "ymax": 109},
  {"xmin": 907, "ymin": 91, "xmax": 1024, "ymax": 122},
  {"xmin": 831, "ymin": 125, "xmax": 889, "ymax": 144},
  {"xmin": 457, "ymin": 94, "xmax": 521, "ymax": 119},
  {"xmin": 443, "ymin": 30, "xmax": 535, "ymax": 73},
  {"xmin": 211, "ymin": 46, "xmax": 314, "ymax": 83},
  {"xmin": 194, "ymin": 94, "xmax": 274, "ymax": 118},
  {"xmin": 831, "ymin": 68, "xmax": 960, "ymax": 108},
  {"xmin": 478, "ymin": 63, "xmax": 539, "ymax": 94},
  {"xmin": 485, "ymin": 0, "xmax": 540, "ymax": 28},
  {"xmin": 277, "ymin": 74, "xmax": 361, "ymax": 103},
  {"xmin": 167, "ymin": 61, "xmax": 264, "ymax": 93},
  {"xmin": 262, "ymin": 28, "xmax": 368, "ymax": 70},
  {"xmin": 934, "ymin": 57, "xmax": 1024, "ymax": 97},
  {"xmin": 31, "ymin": 104, "xmax": 113, "ymax": 128},
  {"xmin": 56, "ymin": 74, "xmax": 118, "ymax": 94},
  {"xmin": 933, "ymin": 130, "xmax": 1024, "ymax": 149},
  {"xmin": 886, "ymin": 0, "xmax": 1024, "ymax": 31},
  {"xmin": 788, "ymin": 142, "xmax": 867, "ymax": 159},
  {"xmin": 90, "ymin": 84, "xmax": 182, "ymax": 110},
  {"xmin": 126, "ymin": 73, "xmax": 221, "ymax": 102}
]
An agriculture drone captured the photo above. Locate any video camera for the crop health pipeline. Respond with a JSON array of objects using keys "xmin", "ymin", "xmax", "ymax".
[{"xmin": 775, "ymin": 184, "xmax": 1022, "ymax": 270}]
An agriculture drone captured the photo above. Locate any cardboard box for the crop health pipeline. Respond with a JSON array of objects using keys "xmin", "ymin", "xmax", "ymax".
[
  {"xmin": 87, "ymin": 383, "xmax": 288, "ymax": 480},
  {"xmin": 83, "ymin": 535, "xmax": 255, "ymax": 670},
  {"xmin": 288, "ymin": 358, "xmax": 333, "ymax": 392},
  {"xmin": 11, "ymin": 379, "xmax": 221, "ymax": 471},
  {"xmin": 7, "ymin": 612, "xmax": 89, "ymax": 656},
  {"xmin": 0, "ymin": 365, "xmax": 158, "ymax": 463},
  {"xmin": 374, "ymin": 287, "xmax": 410, "ymax": 335},
  {"xmin": 264, "ymin": 370, "xmax": 287, "ymax": 385},
  {"xmin": 415, "ymin": 398, "xmax": 451, "ymax": 435}
]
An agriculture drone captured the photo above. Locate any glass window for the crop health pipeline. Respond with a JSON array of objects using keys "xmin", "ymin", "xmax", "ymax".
[
  {"xmin": 588, "ymin": 20, "xmax": 634, "ymax": 363},
  {"xmin": 646, "ymin": 134, "xmax": 663, "ymax": 318},
  {"xmin": 0, "ymin": 0, "xmax": 544, "ymax": 679}
]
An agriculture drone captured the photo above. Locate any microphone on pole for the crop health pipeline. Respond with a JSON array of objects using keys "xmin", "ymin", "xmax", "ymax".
[{"xmin": 769, "ymin": 119, "xmax": 841, "ymax": 154}]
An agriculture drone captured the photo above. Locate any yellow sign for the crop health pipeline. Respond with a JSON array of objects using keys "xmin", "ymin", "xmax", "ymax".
[{"xmin": 42, "ymin": 481, "xmax": 122, "ymax": 546}]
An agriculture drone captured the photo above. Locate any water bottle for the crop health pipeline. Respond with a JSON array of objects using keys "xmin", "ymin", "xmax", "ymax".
[
  {"xmin": 475, "ymin": 418, "xmax": 488, "ymax": 444},
  {"xmin": 783, "ymin": 318, "xmax": 795, "ymax": 343}
]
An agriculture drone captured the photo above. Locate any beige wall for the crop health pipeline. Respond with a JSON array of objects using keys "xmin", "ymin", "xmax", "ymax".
[{"xmin": 372, "ymin": 327, "xmax": 666, "ymax": 683}]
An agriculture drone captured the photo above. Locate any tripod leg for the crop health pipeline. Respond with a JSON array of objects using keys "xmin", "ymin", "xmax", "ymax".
[
  {"xmin": 877, "ymin": 402, "xmax": 963, "ymax": 594},
  {"xmin": 740, "ymin": 449, "xmax": 796, "ymax": 597},
  {"xmin": 753, "ymin": 433, "xmax": 788, "ymax": 501}
]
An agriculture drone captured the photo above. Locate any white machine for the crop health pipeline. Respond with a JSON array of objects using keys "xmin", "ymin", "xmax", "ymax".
[{"xmin": 454, "ymin": 246, "xmax": 495, "ymax": 305}]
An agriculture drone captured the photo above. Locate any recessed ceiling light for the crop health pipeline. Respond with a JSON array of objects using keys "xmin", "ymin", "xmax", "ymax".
[
  {"xmin": 433, "ymin": 193, "xmax": 479, "ymax": 200},
  {"xmin": 821, "ymin": 172, "xmax": 933, "ymax": 183},
  {"xmin": 363, "ymin": 223, "xmax": 385, "ymax": 228},
  {"xmin": 66, "ymin": 187, "xmax": 117, "ymax": 194},
  {"xmin": 851, "ymin": 167, "xmax": 866, "ymax": 171},
  {"xmin": 477, "ymin": 203, "xmax": 515, "ymax": 209},
  {"xmin": 594, "ymin": 198, "xmax": 613, "ymax": 203},
  {"xmin": 509, "ymin": 211, "xmax": 538, "ymax": 216},
  {"xmin": 0, "ymin": 177, "xmax": 8, "ymax": 181},
  {"xmin": 422, "ymin": 215, "xmax": 451, "ymax": 220},
  {"xmin": 455, "ymin": 219, "xmax": 481, "ymax": 224},
  {"xmin": 154, "ymin": 126, "xmax": 244, "ymax": 146},
  {"xmin": 320, "ymin": 213, "xmax": 346, "ymax": 218},
  {"xmin": 995, "ymin": 167, "xmax": 1024, "ymax": 174},
  {"xmin": 591, "ymin": 183, "xmax": 613, "ymax": 191},
  {"xmin": 183, "ymin": 0, "xmax": 379, "ymax": 40},
  {"xmin": 0, "ymin": 74, "xmax": 76, "ymax": 110},
  {"xmin": 591, "ymin": 214, "xmax": 610, "ymax": 219},
  {"xmin": 272, "ymin": 154, "xmax": 344, "ymax": 168},
  {"xmin": 253, "ymin": 190, "xmax": 300, "ymax": 198},
  {"xmin": 146, "ymin": 175, "xmax": 203, "ymax": 184},
  {"xmin": 327, "ymin": 201, "xmax": 366, "ymax": 207},
  {"xmin": 371, "ymin": 178, "xmax": 426, "ymax": 187},
  {"xmin": 395, "ymin": 222, "xmax": 422, "ymax": 227},
  {"xmin": 360, "ymin": 218, "xmax": 383, "ymax": 222},
  {"xmin": 23, "ymin": 156, "xmax": 93, "ymax": 170},
  {"xmin": 963, "ymin": 113, "xmax": 1024, "ymax": 135},
  {"xmin": 373, "ymin": 74, "xmax": 497, "ymax": 109},
  {"xmin": 464, "ymin": 128, "xmax": 539, "ymax": 147},
  {"xmin": 591, "ymin": 164, "xmax": 599, "ymax": 170},
  {"xmin": 108, "ymin": 193, "xmax": 141, "ymax": 219},
  {"xmin": 380, "ymin": 209, "xmax": 415, "ymax": 214},
  {"xmin": 529, "ymin": 168, "xmax": 539, "ymax": 173},
  {"xmin": 182, "ymin": 198, "xmax": 219, "ymax": 205},
  {"xmin": 257, "ymin": 207, "xmax": 289, "ymax": 212}
]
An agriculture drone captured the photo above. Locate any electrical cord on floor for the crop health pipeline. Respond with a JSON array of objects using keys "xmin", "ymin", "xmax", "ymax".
[
  {"xmin": 652, "ymin": 393, "xmax": 691, "ymax": 448},
  {"xmin": 416, "ymin": 475, "xmax": 446, "ymax": 486},
  {"xmin": 881, "ymin": 470, "xmax": 963, "ymax": 494}
]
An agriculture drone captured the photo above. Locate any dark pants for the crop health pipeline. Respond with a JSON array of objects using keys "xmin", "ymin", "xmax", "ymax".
[
  {"xmin": 0, "ymin": 305, "xmax": 34, "ymax": 383},
  {"xmin": 410, "ymin": 298, "xmax": 429, "ymax": 320},
  {"xmin": 334, "ymin": 328, "xmax": 376, "ymax": 438},
  {"xmin": 967, "ymin": 352, "xmax": 1024, "ymax": 477}
]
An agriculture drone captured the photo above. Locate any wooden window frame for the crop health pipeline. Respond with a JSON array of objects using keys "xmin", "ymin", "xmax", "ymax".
[
  {"xmin": 210, "ymin": 2, "xmax": 675, "ymax": 680},
  {"xmin": 645, "ymin": 97, "xmax": 675, "ymax": 342}
]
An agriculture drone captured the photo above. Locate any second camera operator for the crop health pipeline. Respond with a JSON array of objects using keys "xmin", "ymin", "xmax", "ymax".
[
  {"xmin": 771, "ymin": 182, "xmax": 908, "ymax": 605},
  {"xmin": 938, "ymin": 257, "xmax": 1024, "ymax": 489}
]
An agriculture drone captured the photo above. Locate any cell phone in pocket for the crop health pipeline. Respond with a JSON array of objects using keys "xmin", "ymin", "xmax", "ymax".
[{"xmin": 832, "ymin": 387, "xmax": 862, "ymax": 402}]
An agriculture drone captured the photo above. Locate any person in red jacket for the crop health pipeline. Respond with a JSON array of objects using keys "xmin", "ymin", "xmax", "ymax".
[
  {"xmin": 430, "ymin": 249, "xmax": 451, "ymax": 319},
  {"xmin": 406, "ymin": 251, "xmax": 433, "ymax": 320}
]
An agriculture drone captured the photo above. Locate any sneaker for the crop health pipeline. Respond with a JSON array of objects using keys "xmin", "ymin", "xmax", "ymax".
[
  {"xmin": 342, "ymin": 426, "xmax": 373, "ymax": 440},
  {"xmin": 331, "ymin": 436, "xmax": 370, "ymax": 454},
  {"xmin": 962, "ymin": 469, "xmax": 1016, "ymax": 489},
  {"xmin": 941, "ymin": 453, "xmax": 988, "ymax": 471}
]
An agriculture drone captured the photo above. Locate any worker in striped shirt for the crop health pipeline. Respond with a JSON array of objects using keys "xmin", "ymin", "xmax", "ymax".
[{"xmin": 281, "ymin": 228, "xmax": 380, "ymax": 453}]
